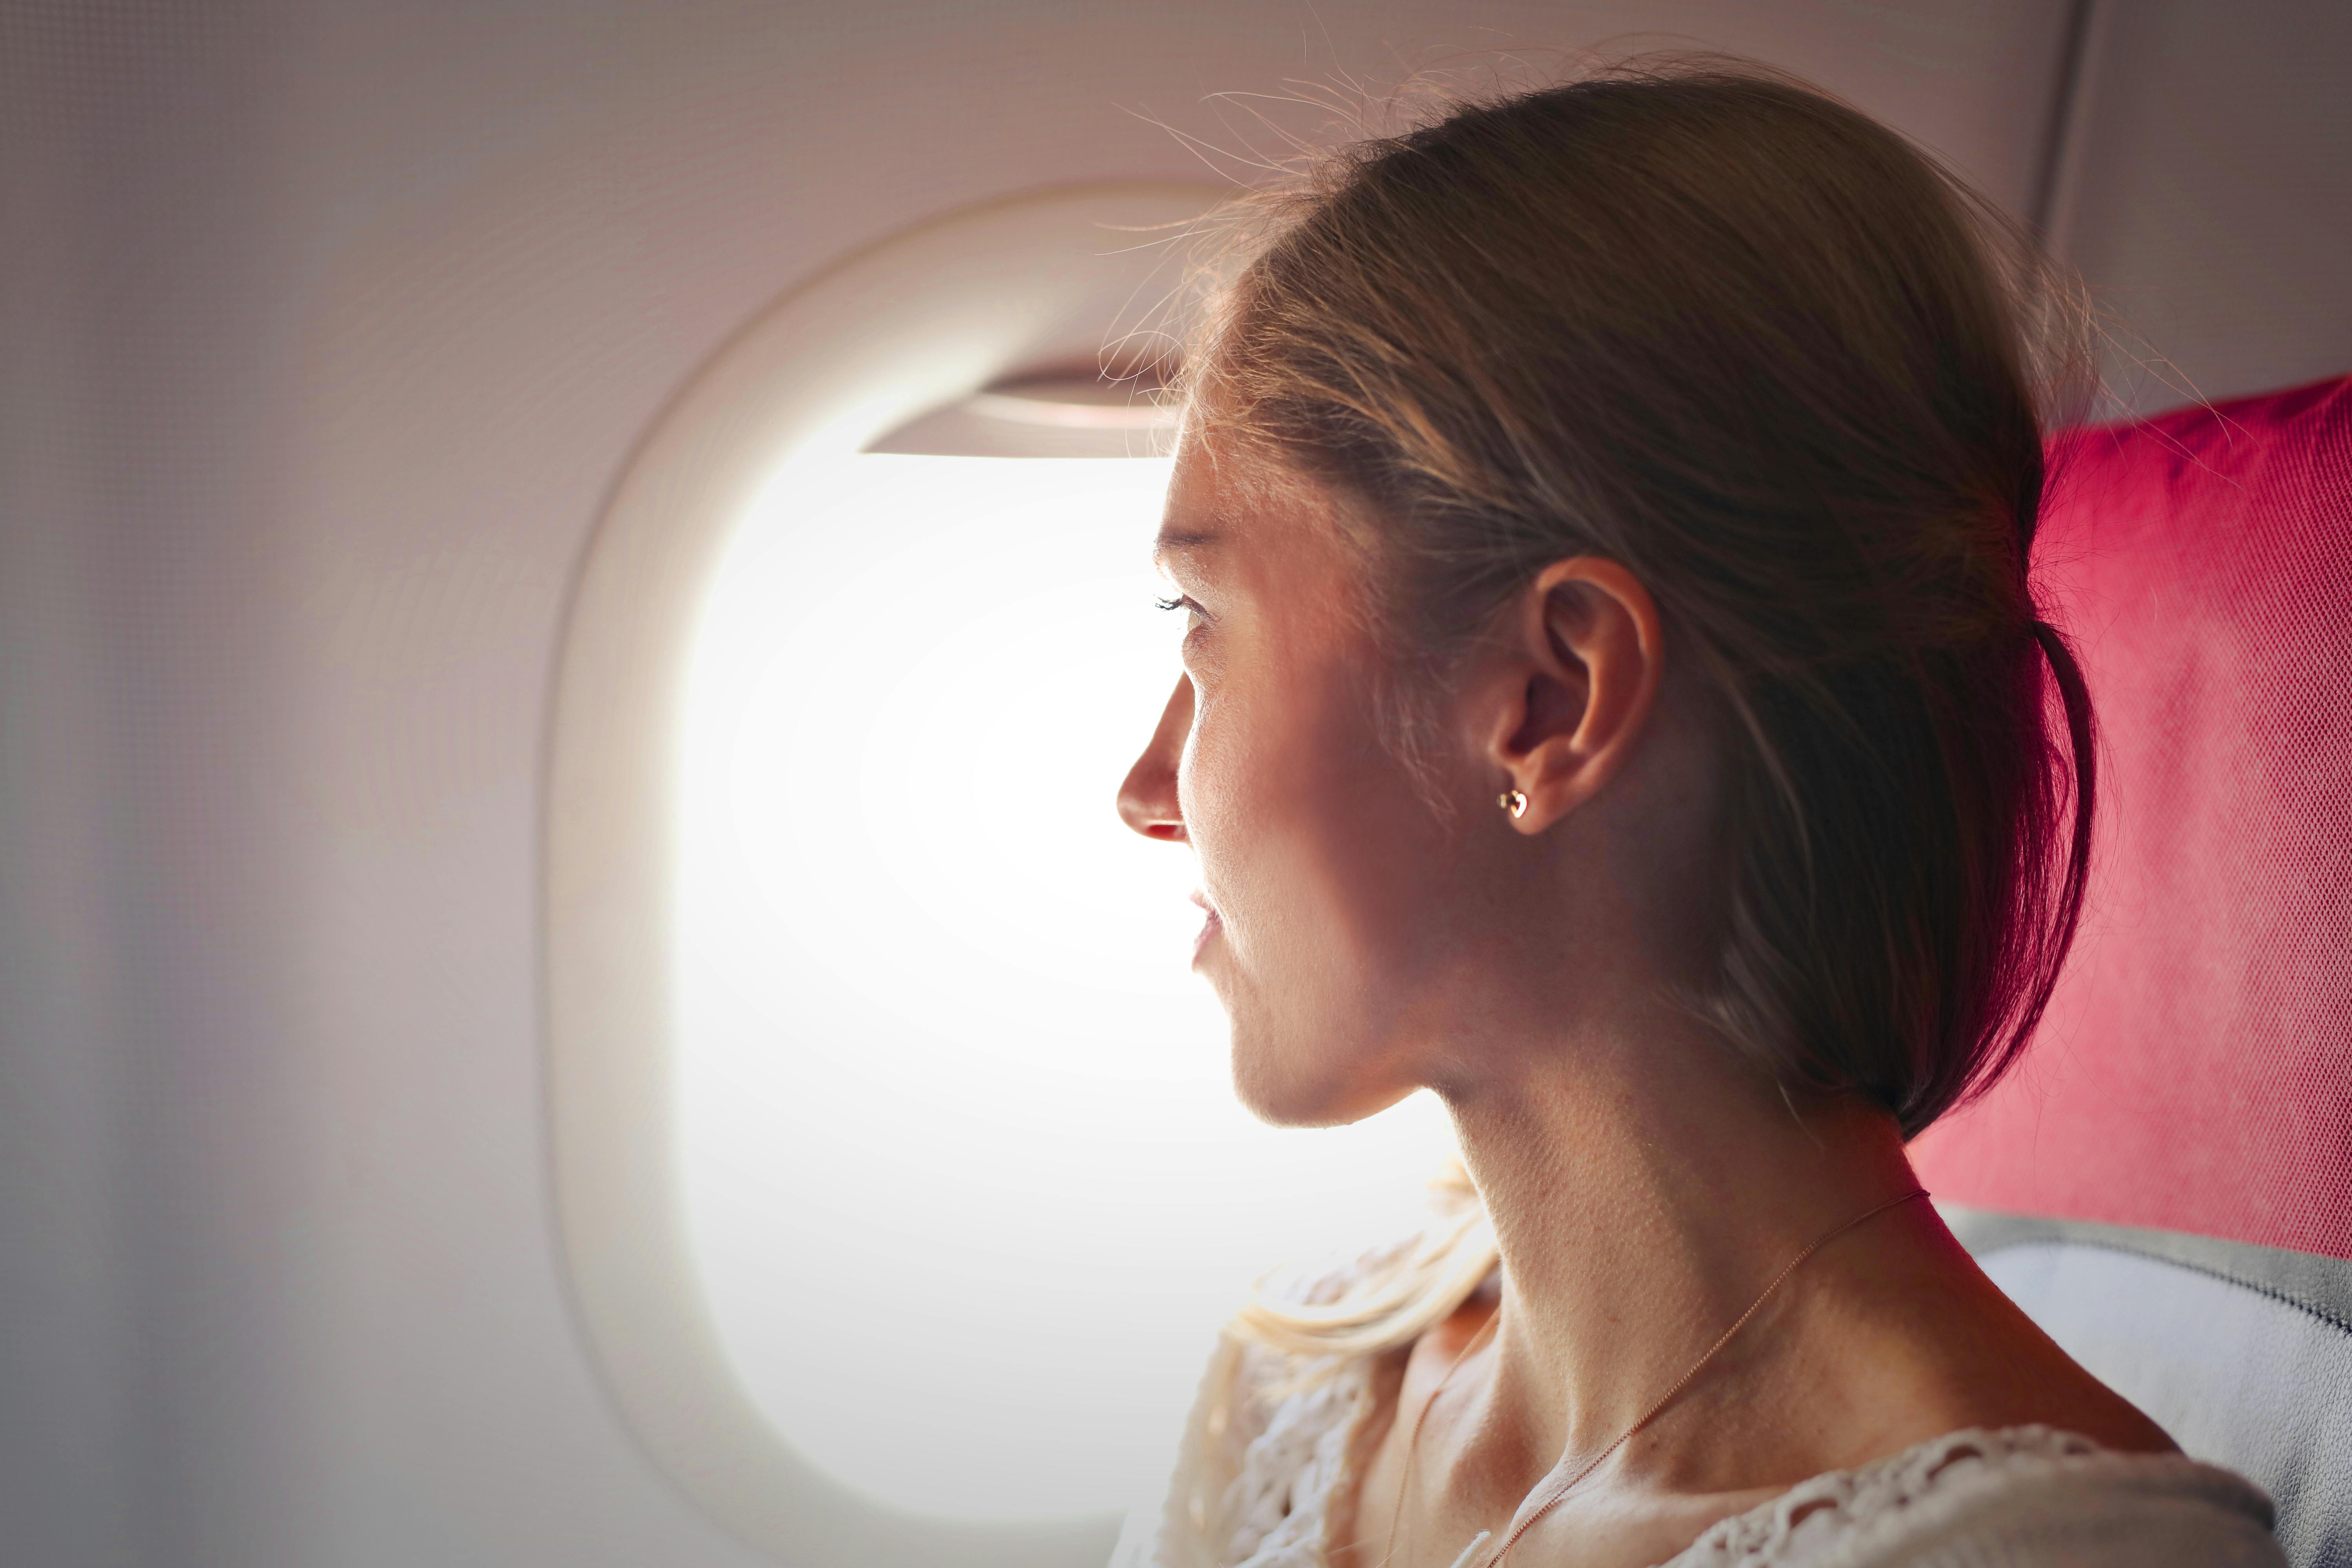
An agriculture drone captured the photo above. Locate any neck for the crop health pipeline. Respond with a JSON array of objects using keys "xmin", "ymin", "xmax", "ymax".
[{"xmin": 1436, "ymin": 992, "xmax": 1920, "ymax": 1490}]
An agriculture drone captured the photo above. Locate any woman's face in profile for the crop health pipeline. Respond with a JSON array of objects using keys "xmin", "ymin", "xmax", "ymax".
[{"xmin": 1120, "ymin": 421, "xmax": 1497, "ymax": 1128}]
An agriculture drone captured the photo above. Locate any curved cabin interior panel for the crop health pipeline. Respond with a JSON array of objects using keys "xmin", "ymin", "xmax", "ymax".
[{"xmin": 2, "ymin": 4, "xmax": 2347, "ymax": 1567}]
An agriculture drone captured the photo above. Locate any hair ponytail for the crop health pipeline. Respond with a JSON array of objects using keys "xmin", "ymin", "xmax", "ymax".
[{"xmin": 1984, "ymin": 619, "xmax": 2098, "ymax": 1093}]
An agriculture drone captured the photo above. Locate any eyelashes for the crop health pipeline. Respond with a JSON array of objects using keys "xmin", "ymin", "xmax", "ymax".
[{"xmin": 1156, "ymin": 594, "xmax": 1211, "ymax": 654}]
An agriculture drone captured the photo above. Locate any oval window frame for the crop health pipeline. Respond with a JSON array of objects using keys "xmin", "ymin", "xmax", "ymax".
[{"xmin": 543, "ymin": 183, "xmax": 1217, "ymax": 1564}]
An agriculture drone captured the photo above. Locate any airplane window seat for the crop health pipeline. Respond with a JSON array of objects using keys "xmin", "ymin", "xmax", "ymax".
[
  {"xmin": 544, "ymin": 171, "xmax": 2346, "ymax": 1563},
  {"xmin": 1914, "ymin": 374, "xmax": 2352, "ymax": 1568}
]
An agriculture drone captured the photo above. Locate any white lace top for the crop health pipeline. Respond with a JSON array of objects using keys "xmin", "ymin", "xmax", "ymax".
[{"xmin": 1112, "ymin": 1310, "xmax": 2285, "ymax": 1568}]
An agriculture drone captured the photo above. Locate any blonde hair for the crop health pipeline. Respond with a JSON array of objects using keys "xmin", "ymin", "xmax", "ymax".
[{"xmin": 1231, "ymin": 1159, "xmax": 1498, "ymax": 1367}]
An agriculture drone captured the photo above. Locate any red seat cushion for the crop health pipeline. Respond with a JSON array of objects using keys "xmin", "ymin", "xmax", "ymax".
[{"xmin": 1913, "ymin": 375, "xmax": 2352, "ymax": 1261}]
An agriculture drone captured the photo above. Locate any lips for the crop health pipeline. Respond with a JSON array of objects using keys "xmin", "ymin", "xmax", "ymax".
[{"xmin": 1189, "ymin": 891, "xmax": 1222, "ymax": 964}]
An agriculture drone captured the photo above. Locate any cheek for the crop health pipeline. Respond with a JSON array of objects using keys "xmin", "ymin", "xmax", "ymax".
[
  {"xmin": 1183, "ymin": 651, "xmax": 1435, "ymax": 976},
  {"xmin": 1176, "ymin": 670, "xmax": 1317, "ymax": 899},
  {"xmin": 1186, "ymin": 659, "xmax": 1468, "ymax": 1125}
]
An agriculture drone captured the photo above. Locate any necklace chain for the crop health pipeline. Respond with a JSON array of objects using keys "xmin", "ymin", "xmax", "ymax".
[{"xmin": 1373, "ymin": 1187, "xmax": 1929, "ymax": 1568}]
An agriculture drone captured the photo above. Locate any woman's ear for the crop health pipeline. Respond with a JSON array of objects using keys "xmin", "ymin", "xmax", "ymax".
[{"xmin": 1477, "ymin": 558, "xmax": 1662, "ymax": 833}]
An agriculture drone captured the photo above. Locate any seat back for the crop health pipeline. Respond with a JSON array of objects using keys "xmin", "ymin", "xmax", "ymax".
[{"xmin": 1915, "ymin": 375, "xmax": 2352, "ymax": 1568}]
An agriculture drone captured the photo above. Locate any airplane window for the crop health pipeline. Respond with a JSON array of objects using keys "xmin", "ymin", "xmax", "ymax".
[{"xmin": 675, "ymin": 447, "xmax": 1455, "ymax": 1521}]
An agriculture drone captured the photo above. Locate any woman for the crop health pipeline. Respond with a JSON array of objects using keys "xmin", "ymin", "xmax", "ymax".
[{"xmin": 1111, "ymin": 62, "xmax": 2283, "ymax": 1568}]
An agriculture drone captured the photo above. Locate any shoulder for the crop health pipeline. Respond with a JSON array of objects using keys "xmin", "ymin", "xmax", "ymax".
[
  {"xmin": 1668, "ymin": 1427, "xmax": 2283, "ymax": 1568},
  {"xmin": 1113, "ymin": 1246, "xmax": 1406, "ymax": 1568},
  {"xmin": 1110, "ymin": 1335, "xmax": 1378, "ymax": 1568}
]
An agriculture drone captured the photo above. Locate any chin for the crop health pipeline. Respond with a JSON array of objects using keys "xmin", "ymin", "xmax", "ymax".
[{"xmin": 1226, "ymin": 1012, "xmax": 1413, "ymax": 1130}]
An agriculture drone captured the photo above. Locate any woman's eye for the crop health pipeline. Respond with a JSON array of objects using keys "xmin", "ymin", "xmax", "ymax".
[{"xmin": 1154, "ymin": 593, "xmax": 1205, "ymax": 620}]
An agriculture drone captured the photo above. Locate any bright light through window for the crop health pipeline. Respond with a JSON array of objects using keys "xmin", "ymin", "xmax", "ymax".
[{"xmin": 677, "ymin": 453, "xmax": 1454, "ymax": 1523}]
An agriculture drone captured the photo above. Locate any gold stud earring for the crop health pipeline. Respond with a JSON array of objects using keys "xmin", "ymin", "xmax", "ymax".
[{"xmin": 1499, "ymin": 788, "xmax": 1528, "ymax": 820}]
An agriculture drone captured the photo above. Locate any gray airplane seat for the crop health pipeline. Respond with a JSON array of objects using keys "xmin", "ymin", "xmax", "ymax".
[{"xmin": 1912, "ymin": 374, "xmax": 2352, "ymax": 1568}]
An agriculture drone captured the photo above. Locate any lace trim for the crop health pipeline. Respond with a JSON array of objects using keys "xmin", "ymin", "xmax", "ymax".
[
  {"xmin": 1670, "ymin": 1425, "xmax": 2106, "ymax": 1565},
  {"xmin": 1134, "ymin": 1235, "xmax": 1414, "ymax": 1568},
  {"xmin": 1145, "ymin": 1235, "xmax": 2255, "ymax": 1568},
  {"xmin": 1193, "ymin": 1363, "xmax": 2238, "ymax": 1568},
  {"xmin": 1218, "ymin": 1350, "xmax": 1371, "ymax": 1567}
]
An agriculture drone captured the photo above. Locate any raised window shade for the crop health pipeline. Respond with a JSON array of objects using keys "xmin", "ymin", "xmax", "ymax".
[{"xmin": 676, "ymin": 449, "xmax": 1456, "ymax": 1522}]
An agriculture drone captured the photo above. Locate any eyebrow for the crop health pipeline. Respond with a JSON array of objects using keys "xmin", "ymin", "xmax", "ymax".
[{"xmin": 1152, "ymin": 530, "xmax": 1220, "ymax": 563}]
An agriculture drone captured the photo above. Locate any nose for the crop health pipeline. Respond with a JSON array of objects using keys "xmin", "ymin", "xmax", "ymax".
[{"xmin": 1118, "ymin": 673, "xmax": 1192, "ymax": 842}]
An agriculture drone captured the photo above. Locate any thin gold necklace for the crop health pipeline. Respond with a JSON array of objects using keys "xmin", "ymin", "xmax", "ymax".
[{"xmin": 1373, "ymin": 1187, "xmax": 1929, "ymax": 1568}]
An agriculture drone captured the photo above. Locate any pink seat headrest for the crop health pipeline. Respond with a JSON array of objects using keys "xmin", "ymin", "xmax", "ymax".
[{"xmin": 1915, "ymin": 375, "xmax": 2352, "ymax": 1261}]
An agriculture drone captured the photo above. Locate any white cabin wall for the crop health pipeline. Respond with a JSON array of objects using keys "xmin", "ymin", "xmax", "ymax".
[
  {"xmin": 16, "ymin": 3, "xmax": 2333, "ymax": 1566},
  {"xmin": 2056, "ymin": 0, "xmax": 2352, "ymax": 413},
  {"xmin": 2, "ymin": 12, "xmax": 313, "ymax": 1567}
]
